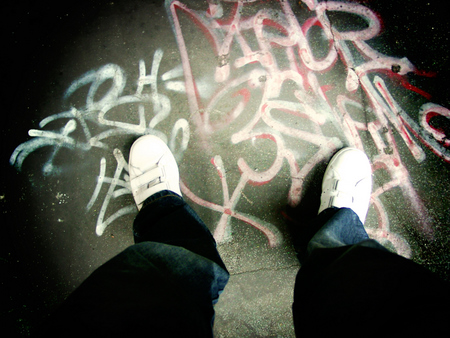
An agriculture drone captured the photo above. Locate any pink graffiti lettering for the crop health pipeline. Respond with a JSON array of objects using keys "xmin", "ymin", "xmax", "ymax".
[{"xmin": 167, "ymin": 0, "xmax": 446, "ymax": 254}]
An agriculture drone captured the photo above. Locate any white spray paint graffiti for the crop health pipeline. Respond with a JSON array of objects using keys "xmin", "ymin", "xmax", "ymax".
[
  {"xmin": 10, "ymin": 1, "xmax": 450, "ymax": 258},
  {"xmin": 163, "ymin": 0, "xmax": 450, "ymax": 257},
  {"xmin": 10, "ymin": 49, "xmax": 190, "ymax": 236}
]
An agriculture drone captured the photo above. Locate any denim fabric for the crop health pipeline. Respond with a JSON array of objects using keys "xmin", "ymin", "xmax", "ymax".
[
  {"xmin": 37, "ymin": 190, "xmax": 229, "ymax": 337},
  {"xmin": 306, "ymin": 207, "xmax": 387, "ymax": 255},
  {"xmin": 39, "ymin": 196, "xmax": 450, "ymax": 337},
  {"xmin": 293, "ymin": 207, "xmax": 450, "ymax": 336},
  {"xmin": 293, "ymin": 207, "xmax": 387, "ymax": 264},
  {"xmin": 133, "ymin": 190, "xmax": 229, "ymax": 302},
  {"xmin": 134, "ymin": 190, "xmax": 228, "ymax": 273}
]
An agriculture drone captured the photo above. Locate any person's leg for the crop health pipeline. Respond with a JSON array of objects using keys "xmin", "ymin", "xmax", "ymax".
[
  {"xmin": 129, "ymin": 135, "xmax": 229, "ymax": 302},
  {"xmin": 36, "ymin": 136, "xmax": 229, "ymax": 337},
  {"xmin": 293, "ymin": 148, "xmax": 378, "ymax": 263},
  {"xmin": 292, "ymin": 148, "xmax": 450, "ymax": 335},
  {"xmin": 305, "ymin": 207, "xmax": 386, "ymax": 256},
  {"xmin": 133, "ymin": 190, "xmax": 227, "ymax": 273}
]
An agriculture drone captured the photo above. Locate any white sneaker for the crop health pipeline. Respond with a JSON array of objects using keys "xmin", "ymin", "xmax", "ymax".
[
  {"xmin": 318, "ymin": 147, "xmax": 372, "ymax": 223},
  {"xmin": 129, "ymin": 135, "xmax": 182, "ymax": 210}
]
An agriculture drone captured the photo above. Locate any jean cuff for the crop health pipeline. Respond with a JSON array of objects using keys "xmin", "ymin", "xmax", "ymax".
[{"xmin": 140, "ymin": 190, "xmax": 183, "ymax": 210}]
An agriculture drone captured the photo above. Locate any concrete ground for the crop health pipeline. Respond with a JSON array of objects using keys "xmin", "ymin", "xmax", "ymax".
[{"xmin": 2, "ymin": 0, "xmax": 450, "ymax": 336}]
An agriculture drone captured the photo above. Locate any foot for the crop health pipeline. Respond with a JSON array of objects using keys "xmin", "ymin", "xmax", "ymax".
[
  {"xmin": 318, "ymin": 147, "xmax": 372, "ymax": 224},
  {"xmin": 129, "ymin": 135, "xmax": 182, "ymax": 210}
]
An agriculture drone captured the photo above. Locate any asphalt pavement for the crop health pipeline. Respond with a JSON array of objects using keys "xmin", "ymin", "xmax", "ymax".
[{"xmin": 2, "ymin": 0, "xmax": 450, "ymax": 336}]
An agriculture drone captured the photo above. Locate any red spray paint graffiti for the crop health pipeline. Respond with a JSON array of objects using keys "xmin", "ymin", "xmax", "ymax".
[
  {"xmin": 10, "ymin": 1, "xmax": 449, "ymax": 257},
  {"xmin": 166, "ymin": 0, "xmax": 449, "ymax": 256}
]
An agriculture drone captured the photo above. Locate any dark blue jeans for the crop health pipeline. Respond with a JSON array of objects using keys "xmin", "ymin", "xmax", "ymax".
[
  {"xmin": 293, "ymin": 208, "xmax": 450, "ymax": 336},
  {"xmin": 38, "ymin": 191, "xmax": 229, "ymax": 337},
  {"xmin": 305, "ymin": 207, "xmax": 384, "ymax": 254},
  {"xmin": 39, "ymin": 194, "xmax": 449, "ymax": 336}
]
